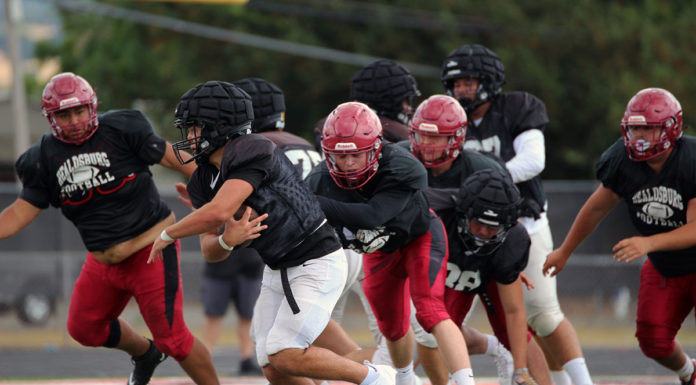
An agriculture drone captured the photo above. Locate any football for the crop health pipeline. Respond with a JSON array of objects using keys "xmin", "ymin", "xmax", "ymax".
[{"xmin": 233, "ymin": 205, "xmax": 260, "ymax": 221}]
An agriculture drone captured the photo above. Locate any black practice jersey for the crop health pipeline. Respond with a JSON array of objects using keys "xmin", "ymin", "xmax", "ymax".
[
  {"xmin": 397, "ymin": 140, "xmax": 509, "ymax": 227},
  {"xmin": 445, "ymin": 224, "xmax": 530, "ymax": 293},
  {"xmin": 15, "ymin": 110, "xmax": 170, "ymax": 251},
  {"xmin": 596, "ymin": 137, "xmax": 696, "ymax": 277},
  {"xmin": 314, "ymin": 116, "xmax": 409, "ymax": 153},
  {"xmin": 306, "ymin": 143, "xmax": 431, "ymax": 254},
  {"xmin": 260, "ymin": 131, "xmax": 322, "ymax": 179},
  {"xmin": 462, "ymin": 91, "xmax": 548, "ymax": 212},
  {"xmin": 187, "ymin": 134, "xmax": 339, "ymax": 269}
]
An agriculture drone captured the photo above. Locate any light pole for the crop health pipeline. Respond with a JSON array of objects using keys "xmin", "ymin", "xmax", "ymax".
[{"xmin": 5, "ymin": 0, "xmax": 31, "ymax": 176}]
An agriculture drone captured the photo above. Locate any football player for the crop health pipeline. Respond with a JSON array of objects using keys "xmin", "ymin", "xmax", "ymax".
[
  {"xmin": 148, "ymin": 81, "xmax": 395, "ymax": 385},
  {"xmin": 544, "ymin": 88, "xmax": 696, "ymax": 385},
  {"xmin": 0, "ymin": 73, "xmax": 219, "ymax": 385},
  {"xmin": 307, "ymin": 101, "xmax": 475, "ymax": 385},
  {"xmin": 313, "ymin": 59, "xmax": 420, "ymax": 152},
  {"xmin": 441, "ymin": 44, "xmax": 593, "ymax": 385},
  {"xmin": 408, "ymin": 94, "xmax": 551, "ymax": 385},
  {"xmin": 427, "ymin": 168, "xmax": 547, "ymax": 385}
]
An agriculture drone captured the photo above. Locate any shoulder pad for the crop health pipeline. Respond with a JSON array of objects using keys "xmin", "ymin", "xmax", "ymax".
[{"xmin": 99, "ymin": 110, "xmax": 154, "ymax": 135}]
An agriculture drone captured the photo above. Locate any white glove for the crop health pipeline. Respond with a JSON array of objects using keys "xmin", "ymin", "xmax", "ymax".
[{"xmin": 354, "ymin": 227, "xmax": 391, "ymax": 253}]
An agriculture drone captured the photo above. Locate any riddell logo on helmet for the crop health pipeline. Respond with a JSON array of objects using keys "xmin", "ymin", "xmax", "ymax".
[
  {"xmin": 627, "ymin": 115, "xmax": 647, "ymax": 124},
  {"xmin": 59, "ymin": 97, "xmax": 81, "ymax": 108},
  {"xmin": 334, "ymin": 143, "xmax": 358, "ymax": 150},
  {"xmin": 418, "ymin": 123, "xmax": 440, "ymax": 133}
]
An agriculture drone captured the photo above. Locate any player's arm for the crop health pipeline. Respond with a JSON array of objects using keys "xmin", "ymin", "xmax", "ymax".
[
  {"xmin": 506, "ymin": 129, "xmax": 545, "ymax": 183},
  {"xmin": 148, "ymin": 179, "xmax": 266, "ymax": 263},
  {"xmin": 316, "ymin": 188, "xmax": 412, "ymax": 229},
  {"xmin": 497, "ymin": 278, "xmax": 528, "ymax": 369},
  {"xmin": 543, "ymin": 183, "xmax": 620, "ymax": 276},
  {"xmin": 159, "ymin": 142, "xmax": 197, "ymax": 178},
  {"xmin": 0, "ymin": 198, "xmax": 42, "ymax": 239},
  {"xmin": 614, "ymin": 196, "xmax": 696, "ymax": 262}
]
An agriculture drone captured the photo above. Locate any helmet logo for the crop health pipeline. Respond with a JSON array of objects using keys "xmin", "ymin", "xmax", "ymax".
[
  {"xmin": 418, "ymin": 122, "xmax": 440, "ymax": 133},
  {"xmin": 59, "ymin": 97, "xmax": 81, "ymax": 108},
  {"xmin": 628, "ymin": 115, "xmax": 647, "ymax": 124},
  {"xmin": 334, "ymin": 142, "xmax": 358, "ymax": 150},
  {"xmin": 446, "ymin": 60, "xmax": 458, "ymax": 68},
  {"xmin": 447, "ymin": 69, "xmax": 462, "ymax": 77}
]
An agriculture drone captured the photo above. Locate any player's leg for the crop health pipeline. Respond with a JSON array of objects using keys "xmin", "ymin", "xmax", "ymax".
[
  {"xmin": 265, "ymin": 249, "xmax": 393, "ymax": 384},
  {"xmin": 234, "ymin": 272, "xmax": 263, "ymax": 374},
  {"xmin": 200, "ymin": 276, "xmax": 232, "ymax": 351},
  {"xmin": 133, "ymin": 242, "xmax": 218, "ymax": 384},
  {"xmin": 524, "ymin": 224, "xmax": 592, "ymax": 385},
  {"xmin": 407, "ymin": 214, "xmax": 473, "ymax": 385},
  {"xmin": 635, "ymin": 259, "xmax": 696, "ymax": 384}
]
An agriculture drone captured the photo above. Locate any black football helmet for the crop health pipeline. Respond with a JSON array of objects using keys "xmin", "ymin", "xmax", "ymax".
[
  {"xmin": 350, "ymin": 59, "xmax": 421, "ymax": 125},
  {"xmin": 441, "ymin": 44, "xmax": 505, "ymax": 114},
  {"xmin": 456, "ymin": 168, "xmax": 521, "ymax": 255},
  {"xmin": 232, "ymin": 77, "xmax": 286, "ymax": 133},
  {"xmin": 173, "ymin": 81, "xmax": 254, "ymax": 164}
]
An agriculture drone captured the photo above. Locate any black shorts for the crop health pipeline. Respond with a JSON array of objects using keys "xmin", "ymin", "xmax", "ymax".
[{"xmin": 201, "ymin": 274, "xmax": 262, "ymax": 319}]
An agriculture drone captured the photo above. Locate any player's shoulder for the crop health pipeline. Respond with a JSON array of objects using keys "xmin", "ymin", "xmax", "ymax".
[
  {"xmin": 15, "ymin": 138, "xmax": 46, "ymax": 173},
  {"xmin": 459, "ymin": 149, "xmax": 508, "ymax": 174},
  {"xmin": 495, "ymin": 91, "xmax": 547, "ymax": 115},
  {"xmin": 378, "ymin": 144, "xmax": 426, "ymax": 186},
  {"xmin": 260, "ymin": 130, "xmax": 313, "ymax": 149},
  {"xmin": 379, "ymin": 116, "xmax": 409, "ymax": 143},
  {"xmin": 98, "ymin": 109, "xmax": 154, "ymax": 134}
]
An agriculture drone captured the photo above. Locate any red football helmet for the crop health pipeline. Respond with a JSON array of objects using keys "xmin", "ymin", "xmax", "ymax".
[
  {"xmin": 42, "ymin": 72, "xmax": 99, "ymax": 145},
  {"xmin": 322, "ymin": 102, "xmax": 383, "ymax": 189},
  {"xmin": 409, "ymin": 94, "xmax": 467, "ymax": 168},
  {"xmin": 621, "ymin": 88, "xmax": 682, "ymax": 161}
]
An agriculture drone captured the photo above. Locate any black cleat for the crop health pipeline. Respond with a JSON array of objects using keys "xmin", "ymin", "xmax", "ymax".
[
  {"xmin": 239, "ymin": 357, "xmax": 263, "ymax": 375},
  {"xmin": 128, "ymin": 339, "xmax": 168, "ymax": 385}
]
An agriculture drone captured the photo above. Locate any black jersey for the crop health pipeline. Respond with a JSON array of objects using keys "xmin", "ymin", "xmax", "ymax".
[
  {"xmin": 446, "ymin": 223, "xmax": 530, "ymax": 293},
  {"xmin": 187, "ymin": 134, "xmax": 339, "ymax": 269},
  {"xmin": 306, "ymin": 143, "xmax": 431, "ymax": 254},
  {"xmin": 15, "ymin": 110, "xmax": 170, "ymax": 251},
  {"xmin": 260, "ymin": 131, "xmax": 322, "ymax": 179},
  {"xmin": 462, "ymin": 91, "xmax": 548, "ymax": 211},
  {"xmin": 596, "ymin": 137, "xmax": 696, "ymax": 277}
]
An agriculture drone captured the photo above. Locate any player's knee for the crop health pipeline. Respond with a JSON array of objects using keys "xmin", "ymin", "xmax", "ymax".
[
  {"xmin": 527, "ymin": 309, "xmax": 564, "ymax": 337},
  {"xmin": 67, "ymin": 318, "xmax": 112, "ymax": 347},
  {"xmin": 153, "ymin": 331, "xmax": 194, "ymax": 362},
  {"xmin": 636, "ymin": 328, "xmax": 675, "ymax": 359}
]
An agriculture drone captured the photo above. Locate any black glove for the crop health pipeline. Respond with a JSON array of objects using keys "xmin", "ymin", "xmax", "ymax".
[{"xmin": 518, "ymin": 198, "xmax": 541, "ymax": 220}]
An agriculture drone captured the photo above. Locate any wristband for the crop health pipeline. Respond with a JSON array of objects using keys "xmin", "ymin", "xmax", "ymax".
[
  {"xmin": 160, "ymin": 230, "xmax": 175, "ymax": 242},
  {"xmin": 218, "ymin": 235, "xmax": 235, "ymax": 251}
]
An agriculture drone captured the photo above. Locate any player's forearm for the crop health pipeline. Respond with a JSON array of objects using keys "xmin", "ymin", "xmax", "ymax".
[
  {"xmin": 646, "ymin": 221, "xmax": 696, "ymax": 253},
  {"xmin": 558, "ymin": 200, "xmax": 612, "ymax": 256},
  {"xmin": 160, "ymin": 143, "xmax": 196, "ymax": 178},
  {"xmin": 0, "ymin": 199, "xmax": 41, "ymax": 239},
  {"xmin": 505, "ymin": 310, "xmax": 528, "ymax": 369},
  {"xmin": 506, "ymin": 129, "xmax": 545, "ymax": 183},
  {"xmin": 199, "ymin": 232, "xmax": 230, "ymax": 262},
  {"xmin": 165, "ymin": 203, "xmax": 229, "ymax": 240}
]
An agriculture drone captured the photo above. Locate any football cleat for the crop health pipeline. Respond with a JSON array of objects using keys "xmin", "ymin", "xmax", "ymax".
[
  {"xmin": 513, "ymin": 367, "xmax": 538, "ymax": 385},
  {"xmin": 127, "ymin": 339, "xmax": 168, "ymax": 385},
  {"xmin": 681, "ymin": 359, "xmax": 696, "ymax": 385},
  {"xmin": 493, "ymin": 343, "xmax": 514, "ymax": 385},
  {"xmin": 364, "ymin": 361, "xmax": 396, "ymax": 385}
]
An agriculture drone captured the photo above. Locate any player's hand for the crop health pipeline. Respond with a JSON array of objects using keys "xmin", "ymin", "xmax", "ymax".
[
  {"xmin": 355, "ymin": 227, "xmax": 392, "ymax": 253},
  {"xmin": 513, "ymin": 368, "xmax": 538, "ymax": 385},
  {"xmin": 147, "ymin": 235, "xmax": 173, "ymax": 264},
  {"xmin": 542, "ymin": 249, "xmax": 570, "ymax": 277},
  {"xmin": 519, "ymin": 272, "xmax": 535, "ymax": 290},
  {"xmin": 221, "ymin": 207, "xmax": 268, "ymax": 248},
  {"xmin": 612, "ymin": 236, "xmax": 650, "ymax": 263},
  {"xmin": 175, "ymin": 182, "xmax": 194, "ymax": 210}
]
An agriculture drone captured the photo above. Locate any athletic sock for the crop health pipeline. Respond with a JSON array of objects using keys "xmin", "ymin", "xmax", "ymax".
[
  {"xmin": 484, "ymin": 334, "xmax": 500, "ymax": 356},
  {"xmin": 550, "ymin": 370, "xmax": 572, "ymax": 385},
  {"xmin": 562, "ymin": 357, "xmax": 593, "ymax": 385},
  {"xmin": 395, "ymin": 362, "xmax": 415, "ymax": 385},
  {"xmin": 452, "ymin": 368, "xmax": 475, "ymax": 385},
  {"xmin": 360, "ymin": 364, "xmax": 379, "ymax": 385},
  {"xmin": 677, "ymin": 356, "xmax": 695, "ymax": 382}
]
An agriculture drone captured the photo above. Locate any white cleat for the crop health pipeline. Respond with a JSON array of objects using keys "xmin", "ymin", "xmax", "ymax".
[
  {"xmin": 364, "ymin": 361, "xmax": 396, "ymax": 385},
  {"xmin": 493, "ymin": 343, "xmax": 514, "ymax": 385}
]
